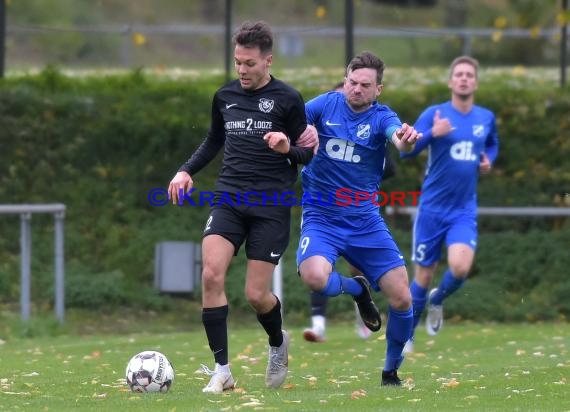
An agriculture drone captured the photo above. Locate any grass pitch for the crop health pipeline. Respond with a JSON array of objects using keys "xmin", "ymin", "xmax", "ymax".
[{"xmin": 0, "ymin": 322, "xmax": 568, "ymax": 411}]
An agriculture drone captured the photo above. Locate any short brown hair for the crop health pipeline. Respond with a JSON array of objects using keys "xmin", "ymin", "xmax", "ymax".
[
  {"xmin": 449, "ymin": 55, "xmax": 479, "ymax": 79},
  {"xmin": 346, "ymin": 51, "xmax": 385, "ymax": 84},
  {"xmin": 233, "ymin": 21, "xmax": 273, "ymax": 55}
]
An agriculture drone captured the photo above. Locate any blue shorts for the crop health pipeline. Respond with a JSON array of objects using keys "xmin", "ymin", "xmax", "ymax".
[
  {"xmin": 296, "ymin": 210, "xmax": 405, "ymax": 291},
  {"xmin": 412, "ymin": 209, "xmax": 477, "ymax": 267}
]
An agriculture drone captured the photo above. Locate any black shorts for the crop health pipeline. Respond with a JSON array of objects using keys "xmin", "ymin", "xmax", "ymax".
[{"xmin": 203, "ymin": 202, "xmax": 291, "ymax": 265}]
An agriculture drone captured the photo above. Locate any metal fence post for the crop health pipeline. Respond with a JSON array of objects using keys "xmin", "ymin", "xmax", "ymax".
[
  {"xmin": 20, "ymin": 212, "xmax": 32, "ymax": 321},
  {"xmin": 2, "ymin": 204, "xmax": 66, "ymax": 323},
  {"xmin": 462, "ymin": 34, "xmax": 472, "ymax": 56},
  {"xmin": 54, "ymin": 211, "xmax": 65, "ymax": 323},
  {"xmin": 121, "ymin": 24, "xmax": 132, "ymax": 68}
]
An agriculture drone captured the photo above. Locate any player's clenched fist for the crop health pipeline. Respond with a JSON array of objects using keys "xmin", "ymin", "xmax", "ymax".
[{"xmin": 395, "ymin": 123, "xmax": 421, "ymax": 145}]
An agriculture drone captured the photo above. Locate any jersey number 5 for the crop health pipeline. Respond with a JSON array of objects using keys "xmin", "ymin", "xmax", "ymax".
[{"xmin": 415, "ymin": 243, "xmax": 427, "ymax": 262}]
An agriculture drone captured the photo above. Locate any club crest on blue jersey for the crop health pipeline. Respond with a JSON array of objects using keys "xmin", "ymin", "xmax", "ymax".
[
  {"xmin": 472, "ymin": 124, "xmax": 485, "ymax": 138},
  {"xmin": 356, "ymin": 124, "xmax": 371, "ymax": 139},
  {"xmin": 259, "ymin": 98, "xmax": 274, "ymax": 113}
]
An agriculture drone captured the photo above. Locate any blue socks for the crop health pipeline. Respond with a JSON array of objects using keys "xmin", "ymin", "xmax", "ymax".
[
  {"xmin": 430, "ymin": 269, "xmax": 465, "ymax": 305},
  {"xmin": 410, "ymin": 280, "xmax": 428, "ymax": 330},
  {"xmin": 384, "ymin": 306, "xmax": 413, "ymax": 371},
  {"xmin": 409, "ymin": 270, "xmax": 465, "ymax": 337},
  {"xmin": 318, "ymin": 271, "xmax": 363, "ymax": 297}
]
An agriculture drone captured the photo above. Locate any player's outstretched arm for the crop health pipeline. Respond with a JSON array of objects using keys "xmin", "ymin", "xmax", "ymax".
[{"xmin": 392, "ymin": 123, "xmax": 421, "ymax": 153}]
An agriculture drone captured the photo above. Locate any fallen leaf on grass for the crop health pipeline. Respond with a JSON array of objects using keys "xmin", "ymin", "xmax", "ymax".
[
  {"xmin": 403, "ymin": 378, "xmax": 415, "ymax": 390},
  {"xmin": 83, "ymin": 351, "xmax": 102, "ymax": 360},
  {"xmin": 239, "ymin": 396, "xmax": 260, "ymax": 402},
  {"xmin": 351, "ymin": 389, "xmax": 367, "ymax": 399},
  {"xmin": 329, "ymin": 378, "xmax": 350, "ymax": 384},
  {"xmin": 240, "ymin": 401, "xmax": 263, "ymax": 407},
  {"xmin": 301, "ymin": 375, "xmax": 318, "ymax": 386},
  {"xmin": 441, "ymin": 378, "xmax": 460, "ymax": 388}
]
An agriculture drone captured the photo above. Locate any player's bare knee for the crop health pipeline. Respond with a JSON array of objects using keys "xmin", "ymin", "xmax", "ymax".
[
  {"xmin": 201, "ymin": 266, "xmax": 224, "ymax": 292},
  {"xmin": 390, "ymin": 288, "xmax": 412, "ymax": 311},
  {"xmin": 244, "ymin": 286, "xmax": 266, "ymax": 308},
  {"xmin": 299, "ymin": 261, "xmax": 329, "ymax": 290},
  {"xmin": 414, "ymin": 264, "xmax": 437, "ymax": 286},
  {"xmin": 300, "ymin": 270, "xmax": 328, "ymax": 291},
  {"xmin": 449, "ymin": 263, "xmax": 471, "ymax": 278}
]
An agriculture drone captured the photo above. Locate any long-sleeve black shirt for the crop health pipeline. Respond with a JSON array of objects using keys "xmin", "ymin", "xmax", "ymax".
[{"xmin": 179, "ymin": 76, "xmax": 313, "ymax": 195}]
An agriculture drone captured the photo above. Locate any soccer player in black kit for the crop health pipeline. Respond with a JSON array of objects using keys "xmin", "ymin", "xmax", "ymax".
[{"xmin": 168, "ymin": 21, "xmax": 317, "ymax": 393}]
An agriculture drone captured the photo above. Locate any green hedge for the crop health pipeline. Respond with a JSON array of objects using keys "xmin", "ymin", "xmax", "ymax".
[{"xmin": 0, "ymin": 68, "xmax": 569, "ymax": 322}]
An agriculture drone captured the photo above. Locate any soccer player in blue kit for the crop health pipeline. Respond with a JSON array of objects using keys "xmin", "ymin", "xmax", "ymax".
[
  {"xmin": 401, "ymin": 56, "xmax": 499, "ymax": 353},
  {"xmin": 302, "ymin": 82, "xmax": 399, "ymax": 344},
  {"xmin": 295, "ymin": 51, "xmax": 421, "ymax": 386}
]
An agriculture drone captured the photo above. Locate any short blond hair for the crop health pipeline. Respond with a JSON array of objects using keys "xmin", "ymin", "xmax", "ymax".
[{"xmin": 449, "ymin": 55, "xmax": 479, "ymax": 79}]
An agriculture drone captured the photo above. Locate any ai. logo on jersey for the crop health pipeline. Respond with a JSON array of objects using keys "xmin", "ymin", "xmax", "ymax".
[
  {"xmin": 325, "ymin": 138, "xmax": 361, "ymax": 163},
  {"xmin": 259, "ymin": 98, "xmax": 274, "ymax": 113},
  {"xmin": 357, "ymin": 124, "xmax": 371, "ymax": 139},
  {"xmin": 450, "ymin": 141, "xmax": 478, "ymax": 161},
  {"xmin": 472, "ymin": 124, "xmax": 485, "ymax": 138}
]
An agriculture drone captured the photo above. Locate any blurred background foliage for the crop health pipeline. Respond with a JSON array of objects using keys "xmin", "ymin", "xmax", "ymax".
[
  {"xmin": 0, "ymin": 67, "xmax": 569, "ymax": 326},
  {"xmin": 3, "ymin": 0, "xmax": 567, "ymax": 71}
]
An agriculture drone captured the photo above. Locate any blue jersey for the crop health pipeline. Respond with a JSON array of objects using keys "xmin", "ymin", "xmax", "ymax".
[
  {"xmin": 301, "ymin": 91, "xmax": 401, "ymax": 216},
  {"xmin": 403, "ymin": 101, "xmax": 499, "ymax": 215}
]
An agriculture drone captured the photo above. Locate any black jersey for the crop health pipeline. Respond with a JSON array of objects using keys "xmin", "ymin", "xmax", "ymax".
[{"xmin": 179, "ymin": 76, "xmax": 312, "ymax": 195}]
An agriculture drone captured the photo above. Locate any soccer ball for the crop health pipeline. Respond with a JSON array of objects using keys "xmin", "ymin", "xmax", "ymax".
[{"xmin": 125, "ymin": 350, "xmax": 175, "ymax": 393}]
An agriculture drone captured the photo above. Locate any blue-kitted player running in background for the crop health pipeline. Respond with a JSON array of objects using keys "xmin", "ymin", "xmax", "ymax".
[
  {"xmin": 401, "ymin": 55, "xmax": 499, "ymax": 353},
  {"xmin": 293, "ymin": 51, "xmax": 421, "ymax": 386}
]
